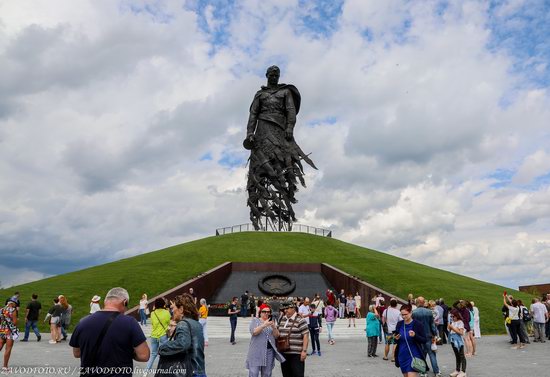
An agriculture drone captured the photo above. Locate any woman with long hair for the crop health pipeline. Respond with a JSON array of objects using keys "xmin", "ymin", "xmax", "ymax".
[
  {"xmin": 0, "ymin": 299, "xmax": 18, "ymax": 373},
  {"xmin": 147, "ymin": 297, "xmax": 171, "ymax": 370},
  {"xmin": 465, "ymin": 301, "xmax": 476, "ymax": 356},
  {"xmin": 448, "ymin": 309, "xmax": 467, "ymax": 377},
  {"xmin": 58, "ymin": 295, "xmax": 72, "ymax": 341},
  {"xmin": 45, "ymin": 298, "xmax": 62, "ymax": 344},
  {"xmin": 354, "ymin": 292, "xmax": 362, "ymax": 319},
  {"xmin": 456, "ymin": 300, "xmax": 472, "ymax": 356},
  {"xmin": 394, "ymin": 304, "xmax": 428, "ymax": 377},
  {"xmin": 503, "ymin": 294, "xmax": 527, "ymax": 349},
  {"xmin": 158, "ymin": 294, "xmax": 206, "ymax": 377},
  {"xmin": 139, "ymin": 294, "xmax": 148, "ymax": 326},
  {"xmin": 471, "ymin": 301, "xmax": 481, "ymax": 339}
]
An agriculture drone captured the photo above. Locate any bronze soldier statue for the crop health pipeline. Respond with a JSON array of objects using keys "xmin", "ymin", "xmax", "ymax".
[{"xmin": 244, "ymin": 65, "xmax": 317, "ymax": 231}]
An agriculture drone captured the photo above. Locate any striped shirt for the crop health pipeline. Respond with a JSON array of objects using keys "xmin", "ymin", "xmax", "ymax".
[{"xmin": 277, "ymin": 313, "xmax": 309, "ymax": 354}]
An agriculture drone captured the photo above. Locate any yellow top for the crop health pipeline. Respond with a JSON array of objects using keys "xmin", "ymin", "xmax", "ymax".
[
  {"xmin": 150, "ymin": 308, "xmax": 171, "ymax": 339},
  {"xmin": 199, "ymin": 305, "xmax": 208, "ymax": 319}
]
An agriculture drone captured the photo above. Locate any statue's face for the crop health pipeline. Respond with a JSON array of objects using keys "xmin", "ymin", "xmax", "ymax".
[{"xmin": 266, "ymin": 70, "xmax": 280, "ymax": 85}]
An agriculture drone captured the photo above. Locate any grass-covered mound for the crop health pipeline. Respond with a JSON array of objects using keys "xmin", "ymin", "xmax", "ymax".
[{"xmin": 1, "ymin": 232, "xmax": 531, "ymax": 334}]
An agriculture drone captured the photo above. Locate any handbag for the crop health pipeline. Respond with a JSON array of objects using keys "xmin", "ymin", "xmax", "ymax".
[
  {"xmin": 276, "ymin": 317, "xmax": 296, "ymax": 353},
  {"xmin": 382, "ymin": 308, "xmax": 389, "ymax": 334},
  {"xmin": 154, "ymin": 310, "xmax": 170, "ymax": 338},
  {"xmin": 403, "ymin": 322, "xmax": 427, "ymax": 373},
  {"xmin": 155, "ymin": 319, "xmax": 194, "ymax": 377}
]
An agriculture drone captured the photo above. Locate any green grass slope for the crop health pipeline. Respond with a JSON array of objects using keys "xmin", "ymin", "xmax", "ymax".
[{"xmin": 1, "ymin": 232, "xmax": 531, "ymax": 334}]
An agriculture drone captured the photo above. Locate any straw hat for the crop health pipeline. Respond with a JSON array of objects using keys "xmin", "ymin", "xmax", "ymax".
[{"xmin": 91, "ymin": 295, "xmax": 101, "ymax": 302}]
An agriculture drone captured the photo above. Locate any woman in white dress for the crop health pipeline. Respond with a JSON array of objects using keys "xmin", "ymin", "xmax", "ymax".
[
  {"xmin": 354, "ymin": 292, "xmax": 362, "ymax": 319},
  {"xmin": 471, "ymin": 301, "xmax": 481, "ymax": 338}
]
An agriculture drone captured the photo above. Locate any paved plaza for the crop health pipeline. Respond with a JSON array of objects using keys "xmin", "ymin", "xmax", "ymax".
[{"xmin": 7, "ymin": 317, "xmax": 549, "ymax": 376}]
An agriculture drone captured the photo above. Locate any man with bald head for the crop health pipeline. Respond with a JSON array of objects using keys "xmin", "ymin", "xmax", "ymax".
[
  {"xmin": 70, "ymin": 287, "xmax": 150, "ymax": 376},
  {"xmin": 412, "ymin": 296, "xmax": 441, "ymax": 377}
]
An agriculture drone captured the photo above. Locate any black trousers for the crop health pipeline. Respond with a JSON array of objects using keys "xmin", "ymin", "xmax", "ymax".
[
  {"xmin": 229, "ymin": 316, "xmax": 237, "ymax": 343},
  {"xmin": 281, "ymin": 353, "xmax": 305, "ymax": 377},
  {"xmin": 437, "ymin": 324, "xmax": 447, "ymax": 343},
  {"xmin": 509, "ymin": 319, "xmax": 527, "ymax": 344},
  {"xmin": 451, "ymin": 344, "xmax": 466, "ymax": 372},
  {"xmin": 309, "ymin": 328, "xmax": 320, "ymax": 352}
]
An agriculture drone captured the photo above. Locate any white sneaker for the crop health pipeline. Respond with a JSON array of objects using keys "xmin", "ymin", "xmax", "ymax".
[
  {"xmin": 48, "ymin": 340, "xmax": 57, "ymax": 344},
  {"xmin": 449, "ymin": 372, "xmax": 459, "ymax": 377},
  {"xmin": 457, "ymin": 372, "xmax": 467, "ymax": 377}
]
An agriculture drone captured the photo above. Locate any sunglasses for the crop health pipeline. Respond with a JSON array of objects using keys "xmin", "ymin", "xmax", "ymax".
[{"xmin": 261, "ymin": 310, "xmax": 272, "ymax": 313}]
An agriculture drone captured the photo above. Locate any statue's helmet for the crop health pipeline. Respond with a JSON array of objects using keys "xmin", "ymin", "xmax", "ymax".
[{"xmin": 265, "ymin": 65, "xmax": 280, "ymax": 77}]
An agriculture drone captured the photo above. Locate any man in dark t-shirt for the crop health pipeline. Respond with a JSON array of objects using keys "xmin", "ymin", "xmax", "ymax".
[
  {"xmin": 228, "ymin": 297, "xmax": 239, "ymax": 345},
  {"xmin": 22, "ymin": 294, "xmax": 42, "ymax": 342},
  {"xmin": 70, "ymin": 287, "xmax": 149, "ymax": 376},
  {"xmin": 338, "ymin": 290, "xmax": 347, "ymax": 319}
]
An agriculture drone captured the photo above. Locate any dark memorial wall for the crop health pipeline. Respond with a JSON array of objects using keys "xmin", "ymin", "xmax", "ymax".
[{"xmin": 127, "ymin": 262, "xmax": 405, "ymax": 319}]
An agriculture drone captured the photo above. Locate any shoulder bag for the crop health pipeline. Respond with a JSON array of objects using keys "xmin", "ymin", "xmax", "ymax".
[
  {"xmin": 155, "ymin": 319, "xmax": 194, "ymax": 377},
  {"xmin": 82, "ymin": 312, "xmax": 119, "ymax": 377},
  {"xmin": 382, "ymin": 308, "xmax": 389, "ymax": 334},
  {"xmin": 403, "ymin": 322, "xmax": 427, "ymax": 374},
  {"xmin": 276, "ymin": 317, "xmax": 295, "ymax": 353}
]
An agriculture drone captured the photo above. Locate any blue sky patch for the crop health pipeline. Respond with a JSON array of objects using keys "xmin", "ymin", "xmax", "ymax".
[
  {"xmin": 121, "ymin": 1, "xmax": 175, "ymax": 24},
  {"xmin": 294, "ymin": 0, "xmax": 344, "ymax": 39},
  {"xmin": 523, "ymin": 171, "xmax": 550, "ymax": 191},
  {"xmin": 200, "ymin": 152, "xmax": 213, "ymax": 161},
  {"xmin": 185, "ymin": 0, "xmax": 237, "ymax": 51},
  {"xmin": 487, "ymin": 1, "xmax": 550, "ymax": 88},
  {"xmin": 218, "ymin": 150, "xmax": 246, "ymax": 168},
  {"xmin": 487, "ymin": 168, "xmax": 514, "ymax": 189},
  {"xmin": 307, "ymin": 115, "xmax": 338, "ymax": 127}
]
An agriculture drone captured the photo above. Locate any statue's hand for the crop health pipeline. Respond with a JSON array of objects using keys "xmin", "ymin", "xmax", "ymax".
[{"xmin": 285, "ymin": 128, "xmax": 293, "ymax": 140}]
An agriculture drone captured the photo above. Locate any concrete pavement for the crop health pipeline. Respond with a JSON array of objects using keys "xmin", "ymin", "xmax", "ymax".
[{"xmin": 5, "ymin": 317, "xmax": 548, "ymax": 376}]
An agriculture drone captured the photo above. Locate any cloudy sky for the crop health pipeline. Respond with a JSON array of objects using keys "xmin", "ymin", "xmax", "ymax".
[{"xmin": 1, "ymin": 0, "xmax": 549, "ymax": 289}]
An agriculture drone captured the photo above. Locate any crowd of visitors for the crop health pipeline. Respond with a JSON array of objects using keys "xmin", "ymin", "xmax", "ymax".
[{"xmin": 1, "ymin": 287, "xmax": 550, "ymax": 377}]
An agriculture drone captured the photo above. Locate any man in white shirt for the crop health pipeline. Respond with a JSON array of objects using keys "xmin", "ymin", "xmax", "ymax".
[
  {"xmin": 382, "ymin": 298, "xmax": 402, "ymax": 361},
  {"xmin": 530, "ymin": 298, "xmax": 548, "ymax": 342},
  {"xmin": 298, "ymin": 298, "xmax": 310, "ymax": 318}
]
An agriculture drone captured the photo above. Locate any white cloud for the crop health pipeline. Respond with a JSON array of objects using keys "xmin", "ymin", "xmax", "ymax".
[
  {"xmin": 513, "ymin": 150, "xmax": 550, "ymax": 185},
  {"xmin": 0, "ymin": 265, "xmax": 50, "ymax": 289},
  {"xmin": 0, "ymin": 0, "xmax": 549, "ymax": 289}
]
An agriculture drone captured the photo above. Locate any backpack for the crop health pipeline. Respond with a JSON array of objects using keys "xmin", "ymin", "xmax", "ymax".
[{"xmin": 521, "ymin": 307, "xmax": 531, "ymax": 322}]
